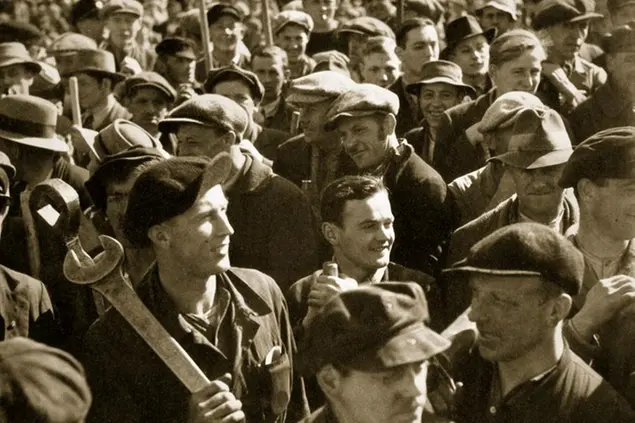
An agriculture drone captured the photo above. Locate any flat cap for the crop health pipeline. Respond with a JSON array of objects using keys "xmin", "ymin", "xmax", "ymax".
[
  {"xmin": 274, "ymin": 10, "xmax": 314, "ymax": 34},
  {"xmin": 286, "ymin": 71, "xmax": 355, "ymax": 105},
  {"xmin": 71, "ymin": 0, "xmax": 103, "ymax": 25},
  {"xmin": 607, "ymin": 0, "xmax": 635, "ymax": 12},
  {"xmin": 0, "ymin": 337, "xmax": 92, "ymax": 423},
  {"xmin": 476, "ymin": 0, "xmax": 518, "ymax": 19},
  {"xmin": 203, "ymin": 64, "xmax": 264, "ymax": 102},
  {"xmin": 602, "ymin": 23, "xmax": 635, "ymax": 54},
  {"xmin": 124, "ymin": 154, "xmax": 232, "ymax": 248},
  {"xmin": 532, "ymin": 0, "xmax": 603, "ymax": 30},
  {"xmin": 406, "ymin": 60, "xmax": 476, "ymax": 97},
  {"xmin": 337, "ymin": 16, "xmax": 396, "ymax": 39},
  {"xmin": 325, "ymin": 83, "xmax": 400, "ymax": 131},
  {"xmin": 48, "ymin": 32, "xmax": 98, "ymax": 56},
  {"xmin": 489, "ymin": 29, "xmax": 544, "ymax": 66},
  {"xmin": 159, "ymin": 94, "xmax": 249, "ymax": 135},
  {"xmin": 207, "ymin": 4, "xmax": 244, "ymax": 25},
  {"xmin": 124, "ymin": 71, "xmax": 176, "ymax": 102},
  {"xmin": 478, "ymin": 91, "xmax": 545, "ymax": 134},
  {"xmin": 99, "ymin": 0, "xmax": 143, "ymax": 20},
  {"xmin": 155, "ymin": 37, "xmax": 197, "ymax": 60},
  {"xmin": 311, "ymin": 51, "xmax": 351, "ymax": 76},
  {"xmin": 490, "ymin": 107, "xmax": 572, "ymax": 169},
  {"xmin": 444, "ymin": 222, "xmax": 585, "ymax": 296},
  {"xmin": 296, "ymin": 283, "xmax": 450, "ymax": 376},
  {"xmin": 86, "ymin": 146, "xmax": 166, "ymax": 211},
  {"xmin": 559, "ymin": 126, "xmax": 635, "ymax": 188},
  {"xmin": 88, "ymin": 119, "xmax": 167, "ymax": 164}
]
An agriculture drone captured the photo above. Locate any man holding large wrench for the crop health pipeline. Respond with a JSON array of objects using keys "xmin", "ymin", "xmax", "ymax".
[{"xmin": 82, "ymin": 154, "xmax": 309, "ymax": 423}]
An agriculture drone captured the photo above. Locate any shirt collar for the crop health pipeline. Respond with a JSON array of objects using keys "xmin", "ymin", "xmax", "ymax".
[
  {"xmin": 89, "ymin": 95, "xmax": 116, "ymax": 129},
  {"xmin": 261, "ymin": 97, "xmax": 281, "ymax": 119}
]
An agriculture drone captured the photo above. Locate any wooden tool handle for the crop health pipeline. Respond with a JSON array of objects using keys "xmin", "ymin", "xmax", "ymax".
[
  {"xmin": 69, "ymin": 76, "xmax": 82, "ymax": 127},
  {"xmin": 199, "ymin": 0, "xmax": 212, "ymax": 74},
  {"xmin": 262, "ymin": 0, "xmax": 274, "ymax": 47},
  {"xmin": 322, "ymin": 261, "xmax": 338, "ymax": 277},
  {"xmin": 290, "ymin": 111, "xmax": 301, "ymax": 136}
]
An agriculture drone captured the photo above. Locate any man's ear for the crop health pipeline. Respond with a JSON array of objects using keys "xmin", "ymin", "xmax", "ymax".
[
  {"xmin": 322, "ymin": 221, "xmax": 340, "ymax": 246},
  {"xmin": 148, "ymin": 223, "xmax": 170, "ymax": 248},
  {"xmin": 383, "ymin": 113, "xmax": 397, "ymax": 135},
  {"xmin": 223, "ymin": 131, "xmax": 238, "ymax": 147},
  {"xmin": 395, "ymin": 45, "xmax": 404, "ymax": 61},
  {"xmin": 551, "ymin": 293, "xmax": 572, "ymax": 326},
  {"xmin": 316, "ymin": 364, "xmax": 343, "ymax": 397}
]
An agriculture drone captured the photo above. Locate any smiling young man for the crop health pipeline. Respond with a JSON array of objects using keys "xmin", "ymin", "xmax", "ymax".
[
  {"xmin": 207, "ymin": 4, "xmax": 249, "ymax": 69},
  {"xmin": 274, "ymin": 10, "xmax": 316, "ymax": 79},
  {"xmin": 445, "ymin": 223, "xmax": 635, "ymax": 423},
  {"xmin": 325, "ymin": 83, "xmax": 451, "ymax": 275},
  {"xmin": 359, "ymin": 36, "xmax": 401, "ymax": 88},
  {"xmin": 84, "ymin": 154, "xmax": 309, "ymax": 422}
]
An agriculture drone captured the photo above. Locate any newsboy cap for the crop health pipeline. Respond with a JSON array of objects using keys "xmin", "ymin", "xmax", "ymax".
[
  {"xmin": 444, "ymin": 222, "xmax": 585, "ymax": 296},
  {"xmin": 337, "ymin": 16, "xmax": 396, "ymax": 39},
  {"xmin": 325, "ymin": 83, "xmax": 399, "ymax": 131},
  {"xmin": 99, "ymin": 0, "xmax": 143, "ymax": 19},
  {"xmin": 124, "ymin": 71, "xmax": 177, "ymax": 102},
  {"xmin": 0, "ymin": 337, "xmax": 92, "ymax": 423},
  {"xmin": 311, "ymin": 51, "xmax": 351, "ymax": 76},
  {"xmin": 532, "ymin": 0, "xmax": 603, "ymax": 30},
  {"xmin": 478, "ymin": 91, "xmax": 546, "ymax": 134},
  {"xmin": 489, "ymin": 107, "xmax": 572, "ymax": 169},
  {"xmin": 296, "ymin": 282, "xmax": 450, "ymax": 376},
  {"xmin": 203, "ymin": 64, "xmax": 265, "ymax": 103},
  {"xmin": 124, "ymin": 154, "xmax": 232, "ymax": 248},
  {"xmin": 274, "ymin": 10, "xmax": 314, "ymax": 34},
  {"xmin": 155, "ymin": 37, "xmax": 197, "ymax": 60},
  {"xmin": 207, "ymin": 3, "xmax": 243, "ymax": 25},
  {"xmin": 286, "ymin": 71, "xmax": 355, "ymax": 105},
  {"xmin": 602, "ymin": 23, "xmax": 635, "ymax": 54},
  {"xmin": 159, "ymin": 94, "xmax": 249, "ymax": 136},
  {"xmin": 559, "ymin": 126, "xmax": 635, "ymax": 188},
  {"xmin": 476, "ymin": 0, "xmax": 518, "ymax": 19}
]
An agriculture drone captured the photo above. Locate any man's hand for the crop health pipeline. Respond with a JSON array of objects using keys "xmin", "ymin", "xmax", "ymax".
[
  {"xmin": 307, "ymin": 273, "xmax": 358, "ymax": 310},
  {"xmin": 120, "ymin": 56, "xmax": 143, "ymax": 76},
  {"xmin": 572, "ymin": 275, "xmax": 635, "ymax": 340},
  {"xmin": 187, "ymin": 374, "xmax": 245, "ymax": 423},
  {"xmin": 237, "ymin": 139, "xmax": 265, "ymax": 163}
]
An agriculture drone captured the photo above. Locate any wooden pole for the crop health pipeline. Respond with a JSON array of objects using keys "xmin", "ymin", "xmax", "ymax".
[
  {"xmin": 397, "ymin": 0, "xmax": 405, "ymax": 26},
  {"xmin": 262, "ymin": 0, "xmax": 274, "ymax": 47},
  {"xmin": 198, "ymin": 0, "xmax": 212, "ymax": 74},
  {"xmin": 69, "ymin": 76, "xmax": 82, "ymax": 127}
]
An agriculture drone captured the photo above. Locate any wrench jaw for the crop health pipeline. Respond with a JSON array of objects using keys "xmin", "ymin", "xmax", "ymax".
[
  {"xmin": 63, "ymin": 235, "xmax": 125, "ymax": 286},
  {"xmin": 30, "ymin": 179, "xmax": 82, "ymax": 242}
]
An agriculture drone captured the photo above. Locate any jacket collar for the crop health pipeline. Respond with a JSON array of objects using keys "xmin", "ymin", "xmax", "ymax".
[{"xmin": 229, "ymin": 153, "xmax": 273, "ymax": 195}]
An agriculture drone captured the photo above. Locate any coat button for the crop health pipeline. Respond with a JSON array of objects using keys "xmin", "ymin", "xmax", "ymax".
[{"xmin": 489, "ymin": 406, "xmax": 497, "ymax": 414}]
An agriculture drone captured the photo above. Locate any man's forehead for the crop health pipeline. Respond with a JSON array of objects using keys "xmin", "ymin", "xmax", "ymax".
[
  {"xmin": 421, "ymin": 82, "xmax": 459, "ymax": 94},
  {"xmin": 193, "ymin": 184, "xmax": 227, "ymax": 209},
  {"xmin": 341, "ymin": 191, "xmax": 391, "ymax": 218},
  {"xmin": 469, "ymin": 273, "xmax": 544, "ymax": 291}
]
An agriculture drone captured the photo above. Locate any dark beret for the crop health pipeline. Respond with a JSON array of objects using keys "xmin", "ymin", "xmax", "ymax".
[
  {"xmin": 296, "ymin": 282, "xmax": 450, "ymax": 376},
  {"xmin": 444, "ymin": 222, "xmax": 585, "ymax": 296},
  {"xmin": 85, "ymin": 146, "xmax": 166, "ymax": 212},
  {"xmin": 203, "ymin": 64, "xmax": 264, "ymax": 103},
  {"xmin": 0, "ymin": 337, "xmax": 92, "ymax": 422},
  {"xmin": 559, "ymin": 126, "xmax": 635, "ymax": 188},
  {"xmin": 158, "ymin": 94, "xmax": 249, "ymax": 136},
  {"xmin": 532, "ymin": 0, "xmax": 603, "ymax": 30},
  {"xmin": 207, "ymin": 4, "xmax": 244, "ymax": 25},
  {"xmin": 124, "ymin": 154, "xmax": 232, "ymax": 248},
  {"xmin": 155, "ymin": 37, "xmax": 197, "ymax": 60}
]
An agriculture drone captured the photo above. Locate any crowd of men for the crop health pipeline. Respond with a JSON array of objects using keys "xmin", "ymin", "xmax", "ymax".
[{"xmin": 0, "ymin": 0, "xmax": 635, "ymax": 421}]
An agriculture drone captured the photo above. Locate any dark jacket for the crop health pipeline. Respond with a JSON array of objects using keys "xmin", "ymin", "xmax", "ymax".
[
  {"xmin": 83, "ymin": 266, "xmax": 309, "ymax": 423},
  {"xmin": 0, "ymin": 158, "xmax": 95, "ymax": 354},
  {"xmin": 246, "ymin": 123, "xmax": 291, "ymax": 164},
  {"xmin": 404, "ymin": 122, "xmax": 436, "ymax": 164},
  {"xmin": 0, "ymin": 265, "xmax": 59, "ymax": 344},
  {"xmin": 455, "ymin": 344, "xmax": 635, "ymax": 423},
  {"xmin": 90, "ymin": 98, "xmax": 132, "ymax": 132},
  {"xmin": 433, "ymin": 89, "xmax": 496, "ymax": 182},
  {"xmin": 263, "ymin": 97, "xmax": 296, "ymax": 134},
  {"xmin": 227, "ymin": 154, "xmax": 319, "ymax": 293},
  {"xmin": 379, "ymin": 141, "xmax": 452, "ymax": 275},
  {"xmin": 101, "ymin": 40, "xmax": 157, "ymax": 72},
  {"xmin": 565, "ymin": 230, "xmax": 635, "ymax": 408},
  {"xmin": 568, "ymin": 80, "xmax": 635, "ymax": 145},
  {"xmin": 389, "ymin": 76, "xmax": 420, "ymax": 138}
]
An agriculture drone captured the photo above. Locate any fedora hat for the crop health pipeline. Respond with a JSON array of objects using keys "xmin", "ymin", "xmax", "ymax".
[
  {"xmin": 406, "ymin": 60, "xmax": 477, "ymax": 97},
  {"xmin": 532, "ymin": 0, "xmax": 603, "ymax": 30},
  {"xmin": 63, "ymin": 49, "xmax": 125, "ymax": 82},
  {"xmin": 0, "ymin": 95, "xmax": 68, "ymax": 152},
  {"xmin": 441, "ymin": 15, "xmax": 497, "ymax": 58},
  {"xmin": 0, "ymin": 42, "xmax": 41, "ymax": 74},
  {"xmin": 489, "ymin": 107, "xmax": 572, "ymax": 169}
]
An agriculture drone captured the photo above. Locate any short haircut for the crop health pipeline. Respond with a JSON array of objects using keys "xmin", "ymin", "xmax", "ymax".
[
  {"xmin": 362, "ymin": 36, "xmax": 398, "ymax": 58},
  {"xmin": 490, "ymin": 29, "xmax": 546, "ymax": 67},
  {"xmin": 251, "ymin": 45, "xmax": 289, "ymax": 68},
  {"xmin": 320, "ymin": 175, "xmax": 388, "ymax": 226},
  {"xmin": 396, "ymin": 17, "xmax": 436, "ymax": 49}
]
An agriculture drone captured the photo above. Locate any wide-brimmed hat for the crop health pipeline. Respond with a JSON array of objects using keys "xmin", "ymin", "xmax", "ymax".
[
  {"xmin": 532, "ymin": 0, "xmax": 603, "ymax": 30},
  {"xmin": 489, "ymin": 107, "xmax": 572, "ymax": 169},
  {"xmin": 406, "ymin": 60, "xmax": 476, "ymax": 97},
  {"xmin": 0, "ymin": 42, "xmax": 42, "ymax": 74},
  {"xmin": 63, "ymin": 49, "xmax": 126, "ymax": 82},
  {"xmin": 0, "ymin": 95, "xmax": 68, "ymax": 152},
  {"xmin": 476, "ymin": 0, "xmax": 518, "ymax": 19},
  {"xmin": 441, "ymin": 15, "xmax": 497, "ymax": 58}
]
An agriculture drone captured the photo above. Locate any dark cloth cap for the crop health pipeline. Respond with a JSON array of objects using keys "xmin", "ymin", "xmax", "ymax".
[
  {"xmin": 296, "ymin": 282, "xmax": 451, "ymax": 376},
  {"xmin": 0, "ymin": 22, "xmax": 42, "ymax": 46},
  {"xmin": 273, "ymin": 10, "xmax": 314, "ymax": 34},
  {"xmin": 325, "ymin": 83, "xmax": 400, "ymax": 131},
  {"xmin": 155, "ymin": 37, "xmax": 197, "ymax": 60},
  {"xmin": 406, "ymin": 60, "xmax": 476, "ymax": 97},
  {"xmin": 207, "ymin": 4, "xmax": 244, "ymax": 25},
  {"xmin": 71, "ymin": 0, "xmax": 104, "ymax": 25},
  {"xmin": 0, "ymin": 337, "xmax": 92, "ymax": 423},
  {"xmin": 602, "ymin": 22, "xmax": 635, "ymax": 54},
  {"xmin": 124, "ymin": 71, "xmax": 177, "ymax": 102},
  {"xmin": 158, "ymin": 93, "xmax": 249, "ymax": 135},
  {"xmin": 559, "ymin": 126, "xmax": 635, "ymax": 188},
  {"xmin": 444, "ymin": 222, "xmax": 585, "ymax": 295},
  {"xmin": 337, "ymin": 16, "xmax": 396, "ymax": 39},
  {"xmin": 86, "ymin": 146, "xmax": 166, "ymax": 212},
  {"xmin": 443, "ymin": 15, "xmax": 497, "ymax": 56},
  {"xmin": 532, "ymin": 0, "xmax": 603, "ymax": 30},
  {"xmin": 124, "ymin": 154, "xmax": 232, "ymax": 248},
  {"xmin": 99, "ymin": 0, "xmax": 143, "ymax": 20},
  {"xmin": 312, "ymin": 50, "xmax": 351, "ymax": 76},
  {"xmin": 203, "ymin": 64, "xmax": 264, "ymax": 102}
]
